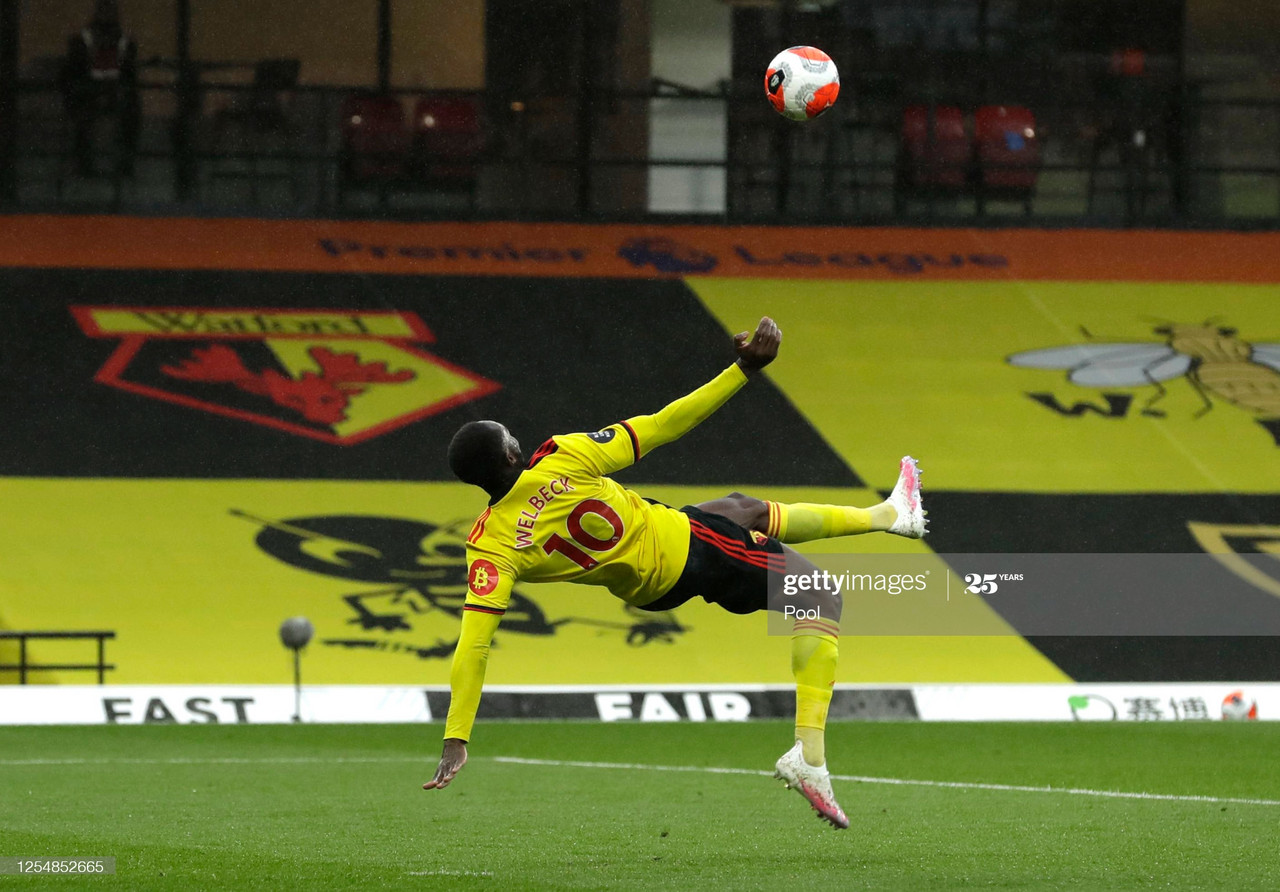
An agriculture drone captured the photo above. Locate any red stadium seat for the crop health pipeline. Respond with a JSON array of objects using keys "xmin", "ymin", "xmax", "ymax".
[
  {"xmin": 338, "ymin": 94, "xmax": 408, "ymax": 185},
  {"xmin": 409, "ymin": 95, "xmax": 484, "ymax": 206},
  {"xmin": 974, "ymin": 104, "xmax": 1040, "ymax": 191},
  {"xmin": 1109, "ymin": 48, "xmax": 1147, "ymax": 78},
  {"xmin": 899, "ymin": 105, "xmax": 970, "ymax": 188}
]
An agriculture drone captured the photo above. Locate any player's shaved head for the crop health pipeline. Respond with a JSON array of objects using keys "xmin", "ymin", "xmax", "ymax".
[{"xmin": 448, "ymin": 421, "xmax": 519, "ymax": 492}]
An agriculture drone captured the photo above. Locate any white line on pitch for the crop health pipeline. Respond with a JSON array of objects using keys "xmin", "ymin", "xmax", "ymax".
[
  {"xmin": 8, "ymin": 753, "xmax": 1278, "ymax": 807},
  {"xmin": 492, "ymin": 756, "xmax": 1280, "ymax": 807},
  {"xmin": 0, "ymin": 756, "xmax": 422, "ymax": 766}
]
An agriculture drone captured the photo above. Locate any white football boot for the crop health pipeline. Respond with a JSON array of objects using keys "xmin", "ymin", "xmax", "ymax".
[
  {"xmin": 887, "ymin": 455, "xmax": 927, "ymax": 539},
  {"xmin": 774, "ymin": 742, "xmax": 850, "ymax": 829}
]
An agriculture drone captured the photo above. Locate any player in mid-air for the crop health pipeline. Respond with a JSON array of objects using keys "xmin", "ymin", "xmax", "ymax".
[{"xmin": 423, "ymin": 317, "xmax": 926, "ymax": 828}]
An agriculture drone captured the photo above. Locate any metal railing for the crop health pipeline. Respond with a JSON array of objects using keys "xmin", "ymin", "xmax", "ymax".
[
  {"xmin": 0, "ymin": 631, "xmax": 117, "ymax": 684},
  {"xmin": 5, "ymin": 76, "xmax": 1279, "ymax": 228}
]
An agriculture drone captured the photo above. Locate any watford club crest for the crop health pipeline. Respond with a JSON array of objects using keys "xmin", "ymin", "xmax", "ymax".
[{"xmin": 72, "ymin": 306, "xmax": 499, "ymax": 444}]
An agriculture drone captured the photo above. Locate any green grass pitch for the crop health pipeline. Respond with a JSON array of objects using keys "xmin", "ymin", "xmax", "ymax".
[{"xmin": 1, "ymin": 721, "xmax": 1278, "ymax": 890}]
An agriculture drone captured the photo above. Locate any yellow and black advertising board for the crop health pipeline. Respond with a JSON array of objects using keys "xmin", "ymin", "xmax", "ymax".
[{"xmin": 1, "ymin": 218, "xmax": 1277, "ymax": 685}]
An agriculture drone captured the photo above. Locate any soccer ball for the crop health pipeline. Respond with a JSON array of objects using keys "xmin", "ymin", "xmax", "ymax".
[
  {"xmin": 1221, "ymin": 690, "xmax": 1258, "ymax": 721},
  {"xmin": 764, "ymin": 46, "xmax": 840, "ymax": 122}
]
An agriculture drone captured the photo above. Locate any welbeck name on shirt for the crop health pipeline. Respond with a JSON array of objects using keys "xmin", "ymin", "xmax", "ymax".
[{"xmin": 513, "ymin": 476, "xmax": 575, "ymax": 548}]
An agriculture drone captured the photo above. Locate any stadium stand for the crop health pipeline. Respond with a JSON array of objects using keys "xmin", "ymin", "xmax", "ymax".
[
  {"xmin": 974, "ymin": 104, "xmax": 1041, "ymax": 215},
  {"xmin": 336, "ymin": 92, "xmax": 408, "ymax": 208}
]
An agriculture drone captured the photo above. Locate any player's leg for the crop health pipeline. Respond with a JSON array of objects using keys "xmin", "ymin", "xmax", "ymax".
[
  {"xmin": 683, "ymin": 501, "xmax": 842, "ymax": 770},
  {"xmin": 696, "ymin": 490, "xmax": 881, "ymax": 537},
  {"xmin": 772, "ymin": 545, "xmax": 848, "ymax": 829},
  {"xmin": 695, "ymin": 457, "xmax": 927, "ymax": 542},
  {"xmin": 675, "ymin": 504, "xmax": 843, "ymax": 764},
  {"xmin": 769, "ymin": 456, "xmax": 927, "ymax": 541},
  {"xmin": 775, "ymin": 545, "xmax": 840, "ymax": 769},
  {"xmin": 668, "ymin": 506, "xmax": 848, "ymax": 827}
]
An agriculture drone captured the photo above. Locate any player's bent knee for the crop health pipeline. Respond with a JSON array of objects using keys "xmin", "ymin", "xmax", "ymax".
[
  {"xmin": 696, "ymin": 493, "xmax": 770, "ymax": 531},
  {"xmin": 823, "ymin": 590, "xmax": 844, "ymax": 623},
  {"xmin": 723, "ymin": 493, "xmax": 769, "ymax": 531}
]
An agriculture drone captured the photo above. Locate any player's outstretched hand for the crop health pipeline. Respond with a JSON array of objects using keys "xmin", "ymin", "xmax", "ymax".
[
  {"xmin": 423, "ymin": 738, "xmax": 468, "ymax": 790},
  {"xmin": 734, "ymin": 316, "xmax": 782, "ymax": 374}
]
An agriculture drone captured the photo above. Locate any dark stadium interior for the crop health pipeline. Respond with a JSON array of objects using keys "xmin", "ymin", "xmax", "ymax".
[{"xmin": 2, "ymin": 0, "xmax": 1278, "ymax": 226}]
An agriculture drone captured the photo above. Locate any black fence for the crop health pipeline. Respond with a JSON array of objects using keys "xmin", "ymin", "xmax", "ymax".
[
  {"xmin": 0, "ymin": 631, "xmax": 116, "ymax": 685},
  {"xmin": 4, "ymin": 72, "xmax": 1279, "ymax": 228}
]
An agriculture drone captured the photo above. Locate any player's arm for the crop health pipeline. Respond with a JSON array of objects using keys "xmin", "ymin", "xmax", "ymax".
[
  {"xmin": 423, "ymin": 555, "xmax": 514, "ymax": 791},
  {"xmin": 565, "ymin": 317, "xmax": 782, "ymax": 475}
]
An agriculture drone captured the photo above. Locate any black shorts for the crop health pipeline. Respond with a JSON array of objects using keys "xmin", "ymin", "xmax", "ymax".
[{"xmin": 639, "ymin": 504, "xmax": 787, "ymax": 615}]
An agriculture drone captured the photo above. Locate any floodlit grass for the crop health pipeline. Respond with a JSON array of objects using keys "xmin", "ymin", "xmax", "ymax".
[{"xmin": 1, "ymin": 721, "xmax": 1278, "ymax": 889}]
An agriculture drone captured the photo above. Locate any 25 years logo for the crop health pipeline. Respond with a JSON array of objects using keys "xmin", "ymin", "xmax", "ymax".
[{"xmin": 963, "ymin": 572, "xmax": 1025, "ymax": 594}]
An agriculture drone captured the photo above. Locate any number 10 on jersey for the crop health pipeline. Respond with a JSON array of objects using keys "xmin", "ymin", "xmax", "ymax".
[{"xmin": 542, "ymin": 499, "xmax": 624, "ymax": 570}]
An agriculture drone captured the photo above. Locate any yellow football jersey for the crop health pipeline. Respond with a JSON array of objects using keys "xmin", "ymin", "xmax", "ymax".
[
  {"xmin": 446, "ymin": 363, "xmax": 749, "ymax": 740},
  {"xmin": 463, "ymin": 425, "xmax": 692, "ymax": 610}
]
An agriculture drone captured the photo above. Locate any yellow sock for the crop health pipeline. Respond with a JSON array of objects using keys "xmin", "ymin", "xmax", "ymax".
[
  {"xmin": 791, "ymin": 619, "xmax": 839, "ymax": 767},
  {"xmin": 868, "ymin": 501, "xmax": 897, "ymax": 531},
  {"xmin": 796, "ymin": 725, "xmax": 825, "ymax": 767},
  {"xmin": 766, "ymin": 501, "xmax": 874, "ymax": 542}
]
